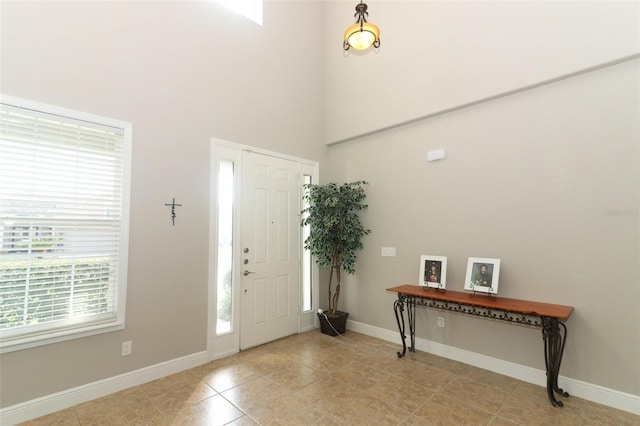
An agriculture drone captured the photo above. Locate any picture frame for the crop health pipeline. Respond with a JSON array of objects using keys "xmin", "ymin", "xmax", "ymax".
[
  {"xmin": 419, "ymin": 255, "xmax": 447, "ymax": 290},
  {"xmin": 464, "ymin": 257, "xmax": 500, "ymax": 295}
]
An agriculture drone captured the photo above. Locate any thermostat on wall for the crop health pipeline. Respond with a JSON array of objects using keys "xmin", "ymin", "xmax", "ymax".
[{"xmin": 427, "ymin": 148, "xmax": 446, "ymax": 162}]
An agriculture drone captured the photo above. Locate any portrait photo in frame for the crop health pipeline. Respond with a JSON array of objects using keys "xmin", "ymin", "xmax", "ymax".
[
  {"xmin": 464, "ymin": 257, "xmax": 500, "ymax": 295},
  {"xmin": 419, "ymin": 255, "xmax": 447, "ymax": 290}
]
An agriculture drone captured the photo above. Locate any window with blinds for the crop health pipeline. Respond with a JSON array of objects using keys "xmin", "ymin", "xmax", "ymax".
[{"xmin": 0, "ymin": 95, "xmax": 132, "ymax": 353}]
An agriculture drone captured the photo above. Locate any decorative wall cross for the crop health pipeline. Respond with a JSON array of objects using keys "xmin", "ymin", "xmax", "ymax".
[{"xmin": 164, "ymin": 198, "xmax": 182, "ymax": 226}]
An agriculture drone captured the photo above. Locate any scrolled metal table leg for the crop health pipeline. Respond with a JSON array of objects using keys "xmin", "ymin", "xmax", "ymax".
[
  {"xmin": 542, "ymin": 316, "xmax": 570, "ymax": 407},
  {"xmin": 394, "ymin": 298, "xmax": 407, "ymax": 358},
  {"xmin": 407, "ymin": 298, "xmax": 415, "ymax": 353}
]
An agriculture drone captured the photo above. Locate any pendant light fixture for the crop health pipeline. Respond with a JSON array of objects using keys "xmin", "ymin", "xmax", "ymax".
[{"xmin": 343, "ymin": 1, "xmax": 381, "ymax": 51}]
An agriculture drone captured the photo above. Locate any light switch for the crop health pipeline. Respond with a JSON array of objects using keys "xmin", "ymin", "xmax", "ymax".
[{"xmin": 381, "ymin": 247, "xmax": 396, "ymax": 257}]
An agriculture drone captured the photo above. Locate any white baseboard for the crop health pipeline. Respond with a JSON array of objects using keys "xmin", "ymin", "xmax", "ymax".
[
  {"xmin": 0, "ymin": 351, "xmax": 210, "ymax": 426},
  {"xmin": 347, "ymin": 319, "xmax": 640, "ymax": 416},
  {"xmin": 211, "ymin": 348, "xmax": 239, "ymax": 361}
]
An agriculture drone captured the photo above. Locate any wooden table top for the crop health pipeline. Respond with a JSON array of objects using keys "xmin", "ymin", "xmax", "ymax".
[{"xmin": 387, "ymin": 285, "xmax": 574, "ymax": 321}]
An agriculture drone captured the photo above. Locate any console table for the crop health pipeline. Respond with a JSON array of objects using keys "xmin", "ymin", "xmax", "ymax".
[{"xmin": 387, "ymin": 285, "xmax": 574, "ymax": 407}]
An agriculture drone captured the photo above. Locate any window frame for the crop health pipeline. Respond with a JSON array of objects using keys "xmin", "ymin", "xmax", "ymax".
[
  {"xmin": 215, "ymin": 159, "xmax": 235, "ymax": 336},
  {"xmin": 0, "ymin": 95, "xmax": 132, "ymax": 353},
  {"xmin": 301, "ymin": 173, "xmax": 313, "ymax": 313},
  {"xmin": 215, "ymin": 0, "xmax": 263, "ymax": 25}
]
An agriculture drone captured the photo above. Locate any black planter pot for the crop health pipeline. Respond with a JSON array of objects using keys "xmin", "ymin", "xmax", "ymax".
[{"xmin": 317, "ymin": 311, "xmax": 349, "ymax": 336}]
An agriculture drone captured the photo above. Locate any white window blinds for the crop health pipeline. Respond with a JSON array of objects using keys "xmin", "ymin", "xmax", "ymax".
[{"xmin": 0, "ymin": 96, "xmax": 131, "ymax": 352}]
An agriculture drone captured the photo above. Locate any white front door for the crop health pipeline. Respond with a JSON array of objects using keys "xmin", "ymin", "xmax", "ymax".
[{"xmin": 239, "ymin": 151, "xmax": 300, "ymax": 349}]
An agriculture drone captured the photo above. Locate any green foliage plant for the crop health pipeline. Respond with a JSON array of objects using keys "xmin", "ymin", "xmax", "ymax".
[{"xmin": 301, "ymin": 181, "xmax": 370, "ymax": 316}]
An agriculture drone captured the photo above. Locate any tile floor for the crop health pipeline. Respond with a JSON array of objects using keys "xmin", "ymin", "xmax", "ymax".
[{"xmin": 21, "ymin": 330, "xmax": 640, "ymax": 426}]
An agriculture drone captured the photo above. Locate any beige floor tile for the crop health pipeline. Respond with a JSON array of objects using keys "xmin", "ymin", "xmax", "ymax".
[
  {"xmin": 220, "ymin": 376, "xmax": 290, "ymax": 413},
  {"xmin": 369, "ymin": 353, "xmax": 415, "ymax": 376},
  {"xmin": 393, "ymin": 362, "xmax": 457, "ymax": 392},
  {"xmin": 581, "ymin": 401, "xmax": 640, "ymax": 426},
  {"xmin": 368, "ymin": 393, "xmax": 420, "ymax": 425},
  {"xmin": 514, "ymin": 380, "xmax": 583, "ymax": 415},
  {"xmin": 366, "ymin": 374, "xmax": 435, "ymax": 413},
  {"xmin": 200, "ymin": 362, "xmax": 262, "ymax": 393},
  {"xmin": 330, "ymin": 360, "xmax": 388, "ymax": 391},
  {"xmin": 239, "ymin": 344, "xmax": 287, "ymax": 362},
  {"xmin": 291, "ymin": 376, "xmax": 339, "ymax": 405},
  {"xmin": 225, "ymin": 415, "xmax": 259, "ymax": 425},
  {"xmin": 406, "ymin": 350, "xmax": 471, "ymax": 376},
  {"xmin": 301, "ymin": 346, "xmax": 354, "ymax": 371},
  {"xmin": 307, "ymin": 381, "xmax": 365, "ymax": 415},
  {"xmin": 165, "ymin": 394, "xmax": 244, "ymax": 426},
  {"xmin": 118, "ymin": 405, "xmax": 166, "ymax": 425},
  {"xmin": 313, "ymin": 413, "xmax": 349, "ymax": 425},
  {"xmin": 344, "ymin": 347, "xmax": 394, "ymax": 367},
  {"xmin": 19, "ymin": 408, "xmax": 80, "ymax": 426},
  {"xmin": 144, "ymin": 381, "xmax": 217, "ymax": 419},
  {"xmin": 74, "ymin": 397, "xmax": 163, "ymax": 426},
  {"xmin": 330, "ymin": 337, "xmax": 395, "ymax": 364},
  {"xmin": 74, "ymin": 390, "xmax": 153, "ymax": 426},
  {"xmin": 511, "ymin": 380, "xmax": 584, "ymax": 413},
  {"xmin": 244, "ymin": 392, "xmax": 326, "ymax": 425},
  {"xmin": 244, "ymin": 351, "xmax": 299, "ymax": 375},
  {"xmin": 265, "ymin": 360, "xmax": 328, "ymax": 390},
  {"xmin": 261, "ymin": 332, "xmax": 335, "ymax": 354},
  {"xmin": 399, "ymin": 413, "xmax": 438, "ymax": 425},
  {"xmin": 488, "ymin": 416, "xmax": 520, "ymax": 426},
  {"xmin": 442, "ymin": 377, "xmax": 510, "ymax": 414},
  {"xmin": 189, "ymin": 356, "xmax": 239, "ymax": 376},
  {"xmin": 330, "ymin": 392, "xmax": 409, "ymax": 426},
  {"xmin": 413, "ymin": 393, "xmax": 495, "ymax": 426},
  {"xmin": 462, "ymin": 367, "xmax": 521, "ymax": 394},
  {"xmin": 497, "ymin": 382, "xmax": 584, "ymax": 426},
  {"xmin": 143, "ymin": 370, "xmax": 208, "ymax": 398}
]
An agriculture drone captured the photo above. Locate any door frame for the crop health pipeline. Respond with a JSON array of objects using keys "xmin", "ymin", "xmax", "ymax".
[{"xmin": 207, "ymin": 139, "xmax": 319, "ymax": 361}]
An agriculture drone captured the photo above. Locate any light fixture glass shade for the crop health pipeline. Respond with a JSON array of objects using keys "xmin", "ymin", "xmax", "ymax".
[{"xmin": 344, "ymin": 22, "xmax": 380, "ymax": 50}]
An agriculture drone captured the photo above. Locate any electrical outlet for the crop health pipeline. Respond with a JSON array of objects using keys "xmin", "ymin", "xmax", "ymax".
[
  {"xmin": 121, "ymin": 341, "xmax": 132, "ymax": 356},
  {"xmin": 437, "ymin": 317, "xmax": 445, "ymax": 328}
]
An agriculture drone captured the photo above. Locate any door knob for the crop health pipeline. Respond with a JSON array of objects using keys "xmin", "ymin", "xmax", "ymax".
[{"xmin": 243, "ymin": 270, "xmax": 255, "ymax": 276}]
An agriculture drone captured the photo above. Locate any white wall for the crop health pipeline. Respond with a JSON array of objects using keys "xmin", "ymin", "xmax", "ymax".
[
  {"xmin": 323, "ymin": 1, "xmax": 639, "ymax": 144},
  {"xmin": 0, "ymin": 0, "xmax": 326, "ymax": 408},
  {"xmin": 327, "ymin": 58, "xmax": 640, "ymax": 396}
]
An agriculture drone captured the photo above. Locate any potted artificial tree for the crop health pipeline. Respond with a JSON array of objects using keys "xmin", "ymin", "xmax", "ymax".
[{"xmin": 301, "ymin": 181, "xmax": 370, "ymax": 335}]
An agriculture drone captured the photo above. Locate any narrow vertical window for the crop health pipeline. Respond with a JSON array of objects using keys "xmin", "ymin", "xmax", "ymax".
[
  {"xmin": 301, "ymin": 175, "xmax": 312, "ymax": 312},
  {"xmin": 216, "ymin": 161, "xmax": 234, "ymax": 335}
]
